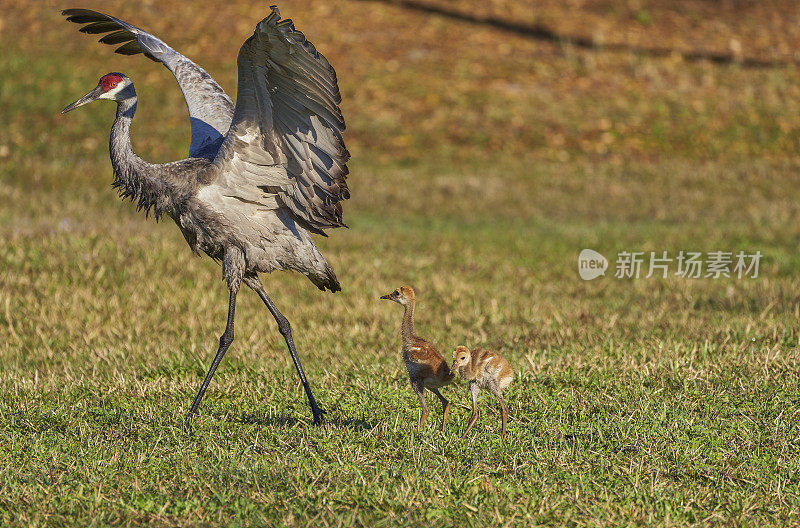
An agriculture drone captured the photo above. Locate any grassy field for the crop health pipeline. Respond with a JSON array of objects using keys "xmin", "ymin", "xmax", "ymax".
[{"xmin": 2, "ymin": 0, "xmax": 800, "ymax": 525}]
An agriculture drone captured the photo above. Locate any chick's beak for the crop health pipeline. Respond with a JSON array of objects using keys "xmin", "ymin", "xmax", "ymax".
[
  {"xmin": 62, "ymin": 85, "xmax": 103, "ymax": 114},
  {"xmin": 379, "ymin": 294, "xmax": 391, "ymax": 300}
]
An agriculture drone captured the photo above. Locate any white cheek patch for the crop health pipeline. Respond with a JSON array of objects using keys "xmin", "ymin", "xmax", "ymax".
[{"xmin": 98, "ymin": 82, "xmax": 128, "ymax": 99}]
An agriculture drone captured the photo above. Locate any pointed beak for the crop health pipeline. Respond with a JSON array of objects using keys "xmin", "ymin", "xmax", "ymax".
[
  {"xmin": 379, "ymin": 294, "xmax": 391, "ymax": 300},
  {"xmin": 61, "ymin": 85, "xmax": 103, "ymax": 114}
]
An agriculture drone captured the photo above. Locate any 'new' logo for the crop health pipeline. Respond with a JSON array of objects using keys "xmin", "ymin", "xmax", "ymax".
[{"xmin": 578, "ymin": 249, "xmax": 608, "ymax": 280}]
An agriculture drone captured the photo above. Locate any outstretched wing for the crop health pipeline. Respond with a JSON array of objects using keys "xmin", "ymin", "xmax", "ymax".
[
  {"xmin": 212, "ymin": 6, "xmax": 350, "ymax": 234},
  {"xmin": 62, "ymin": 9, "xmax": 234, "ymax": 158}
]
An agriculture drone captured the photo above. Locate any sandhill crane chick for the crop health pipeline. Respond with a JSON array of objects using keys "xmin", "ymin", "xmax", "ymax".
[
  {"xmin": 380, "ymin": 286, "xmax": 454, "ymax": 431},
  {"xmin": 451, "ymin": 346, "xmax": 514, "ymax": 438}
]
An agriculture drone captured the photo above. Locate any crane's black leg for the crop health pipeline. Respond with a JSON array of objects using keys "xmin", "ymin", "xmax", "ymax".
[
  {"xmin": 186, "ymin": 289, "xmax": 237, "ymax": 427},
  {"xmin": 246, "ymin": 277, "xmax": 325, "ymax": 425}
]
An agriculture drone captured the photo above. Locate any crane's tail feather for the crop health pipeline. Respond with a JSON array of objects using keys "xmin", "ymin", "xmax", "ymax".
[{"xmin": 308, "ymin": 264, "xmax": 340, "ymax": 293}]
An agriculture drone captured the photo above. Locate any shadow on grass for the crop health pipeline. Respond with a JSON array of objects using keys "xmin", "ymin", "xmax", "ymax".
[
  {"xmin": 359, "ymin": 0, "xmax": 788, "ymax": 68},
  {"xmin": 232, "ymin": 412, "xmax": 379, "ymax": 430}
]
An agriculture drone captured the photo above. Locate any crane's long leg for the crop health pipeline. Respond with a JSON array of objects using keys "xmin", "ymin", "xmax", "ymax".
[
  {"xmin": 245, "ymin": 276, "xmax": 325, "ymax": 425},
  {"xmin": 461, "ymin": 382, "xmax": 480, "ymax": 438},
  {"xmin": 414, "ymin": 383, "xmax": 430, "ymax": 431},
  {"xmin": 494, "ymin": 391, "xmax": 509, "ymax": 439},
  {"xmin": 429, "ymin": 387, "xmax": 450, "ymax": 432},
  {"xmin": 186, "ymin": 289, "xmax": 237, "ymax": 427}
]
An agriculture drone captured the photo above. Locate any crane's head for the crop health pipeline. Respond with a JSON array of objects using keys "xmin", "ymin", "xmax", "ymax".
[
  {"xmin": 450, "ymin": 345, "xmax": 472, "ymax": 374},
  {"xmin": 379, "ymin": 285, "xmax": 415, "ymax": 306},
  {"xmin": 62, "ymin": 73, "xmax": 134, "ymax": 114}
]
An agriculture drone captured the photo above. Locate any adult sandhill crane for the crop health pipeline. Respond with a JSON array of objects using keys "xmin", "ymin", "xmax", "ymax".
[{"xmin": 60, "ymin": 5, "xmax": 350, "ymax": 426}]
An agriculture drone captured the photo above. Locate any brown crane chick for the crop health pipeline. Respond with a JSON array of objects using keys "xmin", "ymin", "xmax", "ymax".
[
  {"xmin": 451, "ymin": 346, "xmax": 514, "ymax": 438},
  {"xmin": 380, "ymin": 286, "xmax": 454, "ymax": 431}
]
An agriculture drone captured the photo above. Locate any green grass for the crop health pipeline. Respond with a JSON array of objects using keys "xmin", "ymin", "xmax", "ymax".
[{"xmin": 2, "ymin": 0, "xmax": 800, "ymax": 526}]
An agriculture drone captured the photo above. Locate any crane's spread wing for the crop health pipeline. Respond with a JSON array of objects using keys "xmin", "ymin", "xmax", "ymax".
[
  {"xmin": 212, "ymin": 6, "xmax": 350, "ymax": 234},
  {"xmin": 62, "ymin": 9, "xmax": 234, "ymax": 158}
]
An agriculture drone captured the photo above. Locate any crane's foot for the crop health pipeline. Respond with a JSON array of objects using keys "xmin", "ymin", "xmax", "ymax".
[
  {"xmin": 311, "ymin": 404, "xmax": 326, "ymax": 426},
  {"xmin": 184, "ymin": 411, "xmax": 196, "ymax": 429}
]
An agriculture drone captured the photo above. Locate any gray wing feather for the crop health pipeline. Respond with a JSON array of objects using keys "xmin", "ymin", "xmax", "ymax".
[
  {"xmin": 62, "ymin": 9, "xmax": 234, "ymax": 158},
  {"xmin": 213, "ymin": 6, "xmax": 350, "ymax": 234}
]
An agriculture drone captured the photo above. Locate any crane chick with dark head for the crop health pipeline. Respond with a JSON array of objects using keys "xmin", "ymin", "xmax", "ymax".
[{"xmin": 60, "ymin": 6, "xmax": 350, "ymax": 426}]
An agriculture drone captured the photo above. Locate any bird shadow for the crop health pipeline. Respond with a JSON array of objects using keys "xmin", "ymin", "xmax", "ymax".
[
  {"xmin": 357, "ymin": 0, "xmax": 788, "ymax": 68},
  {"xmin": 228, "ymin": 411, "xmax": 378, "ymax": 431}
]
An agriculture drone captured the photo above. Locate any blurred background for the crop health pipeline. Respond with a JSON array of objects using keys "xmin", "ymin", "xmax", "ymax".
[{"xmin": 5, "ymin": 1, "xmax": 800, "ymax": 172}]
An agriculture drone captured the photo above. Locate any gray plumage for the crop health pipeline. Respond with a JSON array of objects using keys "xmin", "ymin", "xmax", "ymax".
[
  {"xmin": 61, "ymin": 5, "xmax": 349, "ymax": 425},
  {"xmin": 63, "ymin": 8, "xmax": 234, "ymax": 157}
]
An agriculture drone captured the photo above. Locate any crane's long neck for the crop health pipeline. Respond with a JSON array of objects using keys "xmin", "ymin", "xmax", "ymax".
[
  {"xmin": 458, "ymin": 360, "xmax": 477, "ymax": 380},
  {"xmin": 401, "ymin": 300, "xmax": 416, "ymax": 345},
  {"xmin": 110, "ymin": 97, "xmax": 172, "ymax": 219}
]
